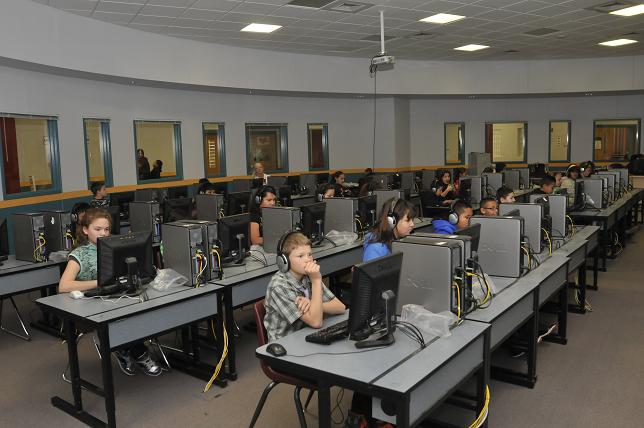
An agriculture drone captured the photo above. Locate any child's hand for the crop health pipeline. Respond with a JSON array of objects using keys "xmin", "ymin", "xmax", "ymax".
[
  {"xmin": 305, "ymin": 260, "xmax": 322, "ymax": 281},
  {"xmin": 295, "ymin": 296, "xmax": 311, "ymax": 314}
]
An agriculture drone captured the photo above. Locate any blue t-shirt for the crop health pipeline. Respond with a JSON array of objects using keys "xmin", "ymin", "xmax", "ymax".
[
  {"xmin": 362, "ymin": 232, "xmax": 391, "ymax": 262},
  {"xmin": 432, "ymin": 219, "xmax": 457, "ymax": 235}
]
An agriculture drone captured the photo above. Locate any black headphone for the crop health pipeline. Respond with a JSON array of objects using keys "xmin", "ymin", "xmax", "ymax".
[
  {"xmin": 448, "ymin": 199, "xmax": 461, "ymax": 225},
  {"xmin": 254, "ymin": 185, "xmax": 276, "ymax": 206},
  {"xmin": 276, "ymin": 230, "xmax": 300, "ymax": 273},
  {"xmin": 70, "ymin": 202, "xmax": 90, "ymax": 223},
  {"xmin": 386, "ymin": 198, "xmax": 400, "ymax": 230}
]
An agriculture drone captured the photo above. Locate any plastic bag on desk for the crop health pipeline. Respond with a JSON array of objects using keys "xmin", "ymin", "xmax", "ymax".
[
  {"xmin": 400, "ymin": 304, "xmax": 458, "ymax": 338},
  {"xmin": 149, "ymin": 268, "xmax": 188, "ymax": 291},
  {"xmin": 325, "ymin": 230, "xmax": 359, "ymax": 246},
  {"xmin": 471, "ymin": 273, "xmax": 497, "ymax": 301},
  {"xmin": 48, "ymin": 251, "xmax": 69, "ymax": 263}
]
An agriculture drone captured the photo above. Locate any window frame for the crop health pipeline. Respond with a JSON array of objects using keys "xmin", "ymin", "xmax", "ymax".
[
  {"xmin": 133, "ymin": 120, "xmax": 183, "ymax": 184},
  {"xmin": 307, "ymin": 123, "xmax": 329, "ymax": 171},
  {"xmin": 485, "ymin": 121, "xmax": 528, "ymax": 163},
  {"xmin": 245, "ymin": 123, "xmax": 289, "ymax": 174},
  {"xmin": 444, "ymin": 122, "xmax": 466, "ymax": 166},
  {"xmin": 0, "ymin": 114, "xmax": 62, "ymax": 199},
  {"xmin": 592, "ymin": 118, "xmax": 641, "ymax": 162},
  {"xmin": 83, "ymin": 118, "xmax": 114, "ymax": 187},
  {"xmin": 548, "ymin": 120, "xmax": 571, "ymax": 163},
  {"xmin": 202, "ymin": 122, "xmax": 227, "ymax": 178}
]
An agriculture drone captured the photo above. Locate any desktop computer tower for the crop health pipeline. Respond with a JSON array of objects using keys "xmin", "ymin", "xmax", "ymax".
[
  {"xmin": 515, "ymin": 168, "xmax": 530, "ymax": 190},
  {"xmin": 580, "ymin": 178, "xmax": 604, "ymax": 209},
  {"xmin": 468, "ymin": 152, "xmax": 491, "ymax": 176},
  {"xmin": 129, "ymin": 201, "xmax": 162, "ymax": 243},
  {"xmin": 374, "ymin": 189, "xmax": 410, "ymax": 212},
  {"xmin": 12, "ymin": 213, "xmax": 46, "ymax": 262},
  {"xmin": 609, "ymin": 168, "xmax": 629, "ymax": 193},
  {"xmin": 531, "ymin": 194, "xmax": 566, "ymax": 238},
  {"xmin": 195, "ymin": 193, "xmax": 224, "ymax": 222},
  {"xmin": 135, "ymin": 188, "xmax": 167, "ymax": 203},
  {"xmin": 324, "ymin": 197, "xmax": 358, "ymax": 234},
  {"xmin": 499, "ymin": 203, "xmax": 544, "ymax": 254},
  {"xmin": 597, "ymin": 171, "xmax": 619, "ymax": 201},
  {"xmin": 470, "ymin": 216, "xmax": 523, "ymax": 277},
  {"xmin": 410, "ymin": 232, "xmax": 474, "ymax": 276},
  {"xmin": 399, "ymin": 172, "xmax": 414, "ymax": 192},
  {"xmin": 262, "ymin": 206, "xmax": 302, "ymax": 254},
  {"xmin": 178, "ymin": 219, "xmax": 219, "ymax": 281},
  {"xmin": 503, "ymin": 170, "xmax": 520, "ymax": 191},
  {"xmin": 392, "ymin": 237, "xmax": 462, "ymax": 316},
  {"xmin": 161, "ymin": 222, "xmax": 207, "ymax": 286},
  {"xmin": 483, "ymin": 173, "xmax": 503, "ymax": 196},
  {"xmin": 42, "ymin": 210, "xmax": 73, "ymax": 252}
]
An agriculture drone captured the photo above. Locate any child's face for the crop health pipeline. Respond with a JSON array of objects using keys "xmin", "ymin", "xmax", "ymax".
[
  {"xmin": 288, "ymin": 244, "xmax": 313, "ymax": 277},
  {"xmin": 394, "ymin": 214, "xmax": 415, "ymax": 239},
  {"xmin": 83, "ymin": 218, "xmax": 111, "ymax": 244},
  {"xmin": 457, "ymin": 208, "xmax": 473, "ymax": 230},
  {"xmin": 480, "ymin": 201, "xmax": 498, "ymax": 216},
  {"xmin": 501, "ymin": 192, "xmax": 516, "ymax": 204},
  {"xmin": 260, "ymin": 192, "xmax": 277, "ymax": 208},
  {"xmin": 97, "ymin": 185, "xmax": 108, "ymax": 199},
  {"xmin": 542, "ymin": 183, "xmax": 554, "ymax": 194},
  {"xmin": 323, "ymin": 188, "xmax": 335, "ymax": 199}
]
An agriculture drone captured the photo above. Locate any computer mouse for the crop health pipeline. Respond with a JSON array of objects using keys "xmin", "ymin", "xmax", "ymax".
[
  {"xmin": 266, "ymin": 343, "xmax": 287, "ymax": 357},
  {"xmin": 70, "ymin": 290, "xmax": 85, "ymax": 300}
]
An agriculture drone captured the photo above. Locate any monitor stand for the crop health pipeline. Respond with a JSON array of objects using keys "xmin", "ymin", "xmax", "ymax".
[{"xmin": 355, "ymin": 290, "xmax": 396, "ymax": 349}]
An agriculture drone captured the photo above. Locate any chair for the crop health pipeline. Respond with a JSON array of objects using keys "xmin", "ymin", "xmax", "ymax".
[{"xmin": 249, "ymin": 300, "xmax": 316, "ymax": 428}]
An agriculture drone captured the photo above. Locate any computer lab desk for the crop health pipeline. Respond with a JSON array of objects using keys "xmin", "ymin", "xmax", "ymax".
[
  {"xmin": 36, "ymin": 283, "xmax": 226, "ymax": 428},
  {"xmin": 0, "ymin": 256, "xmax": 65, "ymax": 341},
  {"xmin": 465, "ymin": 255, "xmax": 569, "ymax": 388},
  {"xmin": 256, "ymin": 313, "xmax": 490, "ymax": 428},
  {"xmin": 211, "ymin": 218, "xmax": 434, "ymax": 378}
]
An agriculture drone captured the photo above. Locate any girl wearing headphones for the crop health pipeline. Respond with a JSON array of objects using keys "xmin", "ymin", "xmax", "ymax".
[
  {"xmin": 433, "ymin": 170, "xmax": 456, "ymax": 206},
  {"xmin": 249, "ymin": 185, "xmax": 277, "ymax": 246},
  {"xmin": 363, "ymin": 198, "xmax": 417, "ymax": 262}
]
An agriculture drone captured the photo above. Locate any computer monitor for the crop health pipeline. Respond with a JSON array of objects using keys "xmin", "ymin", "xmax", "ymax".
[
  {"xmin": 107, "ymin": 206, "xmax": 121, "ymax": 235},
  {"xmin": 399, "ymin": 172, "xmax": 414, "ymax": 191},
  {"xmin": 454, "ymin": 223, "xmax": 481, "ymax": 253},
  {"xmin": 267, "ymin": 176, "xmax": 287, "ymax": 188},
  {"xmin": 167, "ymin": 186, "xmax": 188, "ymax": 199},
  {"xmin": 299, "ymin": 174, "xmax": 317, "ymax": 195},
  {"xmin": 232, "ymin": 179, "xmax": 251, "ymax": 192},
  {"xmin": 226, "ymin": 191, "xmax": 251, "ymax": 216},
  {"xmin": 459, "ymin": 178, "xmax": 472, "ymax": 204},
  {"xmin": 632, "ymin": 158, "xmax": 644, "ymax": 175},
  {"xmin": 531, "ymin": 196, "xmax": 552, "ymax": 238},
  {"xmin": 287, "ymin": 175, "xmax": 300, "ymax": 190},
  {"xmin": 357, "ymin": 195, "xmax": 378, "ymax": 230},
  {"xmin": 571, "ymin": 180, "xmax": 585, "ymax": 211},
  {"xmin": 251, "ymin": 178, "xmax": 264, "ymax": 189},
  {"xmin": 348, "ymin": 252, "xmax": 403, "ymax": 347},
  {"xmin": 277, "ymin": 186, "xmax": 292, "ymax": 207},
  {"xmin": 391, "ymin": 173, "xmax": 402, "ymax": 189},
  {"xmin": 163, "ymin": 197, "xmax": 193, "ymax": 223},
  {"xmin": 110, "ymin": 191, "xmax": 135, "ymax": 218},
  {"xmin": 0, "ymin": 218, "xmax": 8, "ymax": 263},
  {"xmin": 217, "ymin": 213, "xmax": 250, "ymax": 264},
  {"xmin": 316, "ymin": 173, "xmax": 329, "ymax": 184},
  {"xmin": 96, "ymin": 231, "xmax": 155, "ymax": 292},
  {"xmin": 299, "ymin": 202, "xmax": 326, "ymax": 245}
]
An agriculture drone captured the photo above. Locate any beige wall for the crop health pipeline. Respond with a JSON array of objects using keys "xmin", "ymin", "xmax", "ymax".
[
  {"xmin": 15, "ymin": 118, "xmax": 51, "ymax": 184},
  {"xmin": 135, "ymin": 121, "xmax": 176, "ymax": 176}
]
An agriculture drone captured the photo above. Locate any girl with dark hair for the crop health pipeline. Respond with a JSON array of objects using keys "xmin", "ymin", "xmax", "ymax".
[
  {"xmin": 433, "ymin": 170, "xmax": 456, "ymax": 206},
  {"xmin": 363, "ymin": 198, "xmax": 417, "ymax": 262},
  {"xmin": 249, "ymin": 185, "xmax": 277, "ymax": 246}
]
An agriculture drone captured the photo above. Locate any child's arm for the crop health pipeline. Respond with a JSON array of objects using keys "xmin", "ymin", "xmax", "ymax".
[
  {"xmin": 58, "ymin": 260, "xmax": 98, "ymax": 293},
  {"xmin": 323, "ymin": 297, "xmax": 346, "ymax": 315},
  {"xmin": 250, "ymin": 222, "xmax": 263, "ymax": 246},
  {"xmin": 298, "ymin": 261, "xmax": 325, "ymax": 328}
]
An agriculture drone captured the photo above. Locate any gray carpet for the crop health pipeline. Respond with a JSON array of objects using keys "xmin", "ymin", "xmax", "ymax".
[{"xmin": 1, "ymin": 230, "xmax": 643, "ymax": 427}]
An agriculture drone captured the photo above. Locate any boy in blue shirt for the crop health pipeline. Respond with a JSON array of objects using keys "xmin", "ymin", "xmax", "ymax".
[{"xmin": 432, "ymin": 200, "xmax": 473, "ymax": 234}]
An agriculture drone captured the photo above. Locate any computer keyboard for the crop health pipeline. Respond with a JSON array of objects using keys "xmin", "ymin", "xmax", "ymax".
[{"xmin": 305, "ymin": 319, "xmax": 349, "ymax": 345}]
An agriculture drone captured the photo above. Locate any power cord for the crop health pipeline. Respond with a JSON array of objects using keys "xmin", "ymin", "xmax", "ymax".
[{"xmin": 203, "ymin": 320, "xmax": 228, "ymax": 393}]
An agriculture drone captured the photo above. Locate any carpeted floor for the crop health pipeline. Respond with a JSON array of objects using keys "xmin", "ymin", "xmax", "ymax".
[{"xmin": 1, "ymin": 229, "xmax": 643, "ymax": 427}]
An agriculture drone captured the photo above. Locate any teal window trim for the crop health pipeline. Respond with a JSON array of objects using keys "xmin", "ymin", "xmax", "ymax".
[
  {"xmin": 485, "ymin": 121, "xmax": 528, "ymax": 163},
  {"xmin": 307, "ymin": 123, "xmax": 329, "ymax": 171},
  {"xmin": 245, "ymin": 123, "xmax": 289, "ymax": 174},
  {"xmin": 202, "ymin": 122, "xmax": 227, "ymax": 178},
  {"xmin": 592, "ymin": 118, "xmax": 641, "ymax": 162},
  {"xmin": 0, "ymin": 117, "xmax": 62, "ymax": 200},
  {"xmin": 444, "ymin": 122, "xmax": 466, "ymax": 166},
  {"xmin": 83, "ymin": 118, "xmax": 114, "ymax": 187},
  {"xmin": 133, "ymin": 120, "xmax": 183, "ymax": 184},
  {"xmin": 548, "ymin": 120, "xmax": 571, "ymax": 163}
]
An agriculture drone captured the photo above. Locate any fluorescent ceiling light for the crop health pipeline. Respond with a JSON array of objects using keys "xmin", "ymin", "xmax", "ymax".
[
  {"xmin": 241, "ymin": 23, "xmax": 282, "ymax": 33},
  {"xmin": 420, "ymin": 13, "xmax": 465, "ymax": 24},
  {"xmin": 454, "ymin": 44, "xmax": 489, "ymax": 51},
  {"xmin": 598, "ymin": 38, "xmax": 638, "ymax": 46},
  {"xmin": 610, "ymin": 4, "xmax": 644, "ymax": 16}
]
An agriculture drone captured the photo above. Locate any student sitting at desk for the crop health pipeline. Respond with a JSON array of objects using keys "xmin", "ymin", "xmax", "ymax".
[
  {"xmin": 197, "ymin": 180, "xmax": 217, "ymax": 195},
  {"xmin": 320, "ymin": 183, "xmax": 336, "ymax": 199},
  {"xmin": 330, "ymin": 170, "xmax": 348, "ymax": 196},
  {"xmin": 432, "ymin": 170, "xmax": 456, "ymax": 206},
  {"xmin": 553, "ymin": 171, "xmax": 563, "ymax": 188},
  {"xmin": 89, "ymin": 181, "xmax": 109, "ymax": 208},
  {"xmin": 497, "ymin": 186, "xmax": 516, "ymax": 204},
  {"xmin": 431, "ymin": 200, "xmax": 473, "ymax": 234},
  {"xmin": 252, "ymin": 161, "xmax": 270, "ymax": 185},
  {"xmin": 560, "ymin": 165, "xmax": 579, "ymax": 196},
  {"xmin": 363, "ymin": 198, "xmax": 417, "ymax": 262},
  {"xmin": 580, "ymin": 161, "xmax": 595, "ymax": 177},
  {"xmin": 250, "ymin": 185, "xmax": 277, "ymax": 246},
  {"xmin": 479, "ymin": 197, "xmax": 498, "ymax": 216},
  {"xmin": 533, "ymin": 174, "xmax": 556, "ymax": 195},
  {"xmin": 264, "ymin": 231, "xmax": 345, "ymax": 342},
  {"xmin": 58, "ymin": 208, "xmax": 162, "ymax": 377}
]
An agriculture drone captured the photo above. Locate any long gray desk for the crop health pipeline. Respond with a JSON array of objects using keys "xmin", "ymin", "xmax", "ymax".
[
  {"xmin": 37, "ymin": 283, "xmax": 225, "ymax": 428},
  {"xmin": 0, "ymin": 256, "xmax": 64, "ymax": 340},
  {"xmin": 465, "ymin": 255, "xmax": 569, "ymax": 388},
  {"xmin": 212, "ymin": 218, "xmax": 434, "ymax": 378},
  {"xmin": 256, "ymin": 315, "xmax": 490, "ymax": 428}
]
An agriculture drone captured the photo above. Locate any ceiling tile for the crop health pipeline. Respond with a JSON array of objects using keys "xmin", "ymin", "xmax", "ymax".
[
  {"xmin": 93, "ymin": 10, "xmax": 135, "ymax": 22},
  {"xmin": 501, "ymin": 1, "xmax": 552, "ymax": 14},
  {"xmin": 138, "ymin": 5, "xmax": 185, "ymax": 17},
  {"xmin": 148, "ymin": 0, "xmax": 195, "ymax": 6},
  {"xmin": 96, "ymin": 1, "xmax": 143, "ymax": 14},
  {"xmin": 131, "ymin": 14, "xmax": 177, "ymax": 25},
  {"xmin": 231, "ymin": 2, "xmax": 281, "ymax": 14},
  {"xmin": 181, "ymin": 9, "xmax": 227, "ymax": 20},
  {"xmin": 64, "ymin": 8, "xmax": 93, "ymax": 17},
  {"xmin": 191, "ymin": 0, "xmax": 241, "ymax": 12},
  {"xmin": 270, "ymin": 6, "xmax": 318, "ymax": 19},
  {"xmin": 50, "ymin": 0, "xmax": 97, "ymax": 10}
]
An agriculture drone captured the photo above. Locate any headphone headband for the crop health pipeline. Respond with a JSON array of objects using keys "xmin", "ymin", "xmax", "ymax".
[
  {"xmin": 448, "ymin": 199, "xmax": 461, "ymax": 225},
  {"xmin": 386, "ymin": 198, "xmax": 400, "ymax": 230},
  {"xmin": 276, "ymin": 230, "xmax": 300, "ymax": 273}
]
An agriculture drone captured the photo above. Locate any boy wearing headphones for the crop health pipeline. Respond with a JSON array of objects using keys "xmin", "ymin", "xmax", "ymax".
[
  {"xmin": 249, "ymin": 185, "xmax": 277, "ymax": 246},
  {"xmin": 432, "ymin": 200, "xmax": 473, "ymax": 234},
  {"xmin": 264, "ymin": 232, "xmax": 346, "ymax": 342}
]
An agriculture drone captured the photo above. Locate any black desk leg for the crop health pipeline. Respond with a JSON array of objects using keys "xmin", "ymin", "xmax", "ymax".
[
  {"xmin": 592, "ymin": 246, "xmax": 599, "ymax": 290},
  {"xmin": 67, "ymin": 320, "xmax": 83, "ymax": 410},
  {"xmin": 97, "ymin": 328, "xmax": 117, "ymax": 428},
  {"xmin": 569, "ymin": 261, "xmax": 587, "ymax": 314},
  {"xmin": 526, "ymin": 293, "xmax": 539, "ymax": 386},
  {"xmin": 224, "ymin": 288, "xmax": 237, "ymax": 380},
  {"xmin": 544, "ymin": 284, "xmax": 568, "ymax": 345},
  {"xmin": 317, "ymin": 382, "xmax": 332, "ymax": 428},
  {"xmin": 600, "ymin": 225, "xmax": 608, "ymax": 271}
]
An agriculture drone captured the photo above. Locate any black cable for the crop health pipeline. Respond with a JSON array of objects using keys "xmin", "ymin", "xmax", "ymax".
[
  {"xmin": 395, "ymin": 321, "xmax": 426, "ymax": 348},
  {"xmin": 331, "ymin": 388, "xmax": 346, "ymax": 425},
  {"xmin": 288, "ymin": 346, "xmax": 389, "ymax": 358},
  {"xmin": 248, "ymin": 249, "xmax": 268, "ymax": 266}
]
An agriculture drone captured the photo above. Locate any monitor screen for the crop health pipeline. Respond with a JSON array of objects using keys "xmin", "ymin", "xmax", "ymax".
[
  {"xmin": 348, "ymin": 252, "xmax": 403, "ymax": 338},
  {"xmin": 226, "ymin": 191, "xmax": 251, "ymax": 216},
  {"xmin": 163, "ymin": 197, "xmax": 193, "ymax": 223},
  {"xmin": 357, "ymin": 195, "xmax": 378, "ymax": 229},
  {"xmin": 97, "ymin": 231, "xmax": 155, "ymax": 289},
  {"xmin": 454, "ymin": 223, "xmax": 481, "ymax": 253},
  {"xmin": 217, "ymin": 213, "xmax": 250, "ymax": 262},
  {"xmin": 299, "ymin": 202, "xmax": 326, "ymax": 245}
]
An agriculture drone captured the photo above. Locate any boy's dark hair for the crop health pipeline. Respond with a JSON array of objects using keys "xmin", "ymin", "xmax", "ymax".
[
  {"xmin": 198, "ymin": 178, "xmax": 209, "ymax": 184},
  {"xmin": 497, "ymin": 186, "xmax": 513, "ymax": 201},
  {"xmin": 90, "ymin": 181, "xmax": 105, "ymax": 196},
  {"xmin": 198, "ymin": 181, "xmax": 216, "ymax": 194},
  {"xmin": 482, "ymin": 166, "xmax": 494, "ymax": 174},
  {"xmin": 333, "ymin": 171, "xmax": 344, "ymax": 179},
  {"xmin": 480, "ymin": 197, "xmax": 496, "ymax": 207},
  {"xmin": 452, "ymin": 200, "xmax": 472, "ymax": 215},
  {"xmin": 540, "ymin": 174, "xmax": 556, "ymax": 187},
  {"xmin": 566, "ymin": 165, "xmax": 580, "ymax": 176},
  {"xmin": 368, "ymin": 198, "xmax": 417, "ymax": 249}
]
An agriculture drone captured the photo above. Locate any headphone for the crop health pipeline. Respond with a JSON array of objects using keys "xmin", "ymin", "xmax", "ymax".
[
  {"xmin": 70, "ymin": 202, "xmax": 90, "ymax": 223},
  {"xmin": 567, "ymin": 164, "xmax": 578, "ymax": 175},
  {"xmin": 276, "ymin": 230, "xmax": 300, "ymax": 273},
  {"xmin": 254, "ymin": 185, "xmax": 276, "ymax": 206},
  {"xmin": 386, "ymin": 198, "xmax": 400, "ymax": 230},
  {"xmin": 448, "ymin": 199, "xmax": 461, "ymax": 225}
]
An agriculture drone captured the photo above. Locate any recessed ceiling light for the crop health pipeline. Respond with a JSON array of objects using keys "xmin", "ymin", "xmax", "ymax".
[
  {"xmin": 420, "ymin": 13, "xmax": 465, "ymax": 24},
  {"xmin": 454, "ymin": 44, "xmax": 489, "ymax": 51},
  {"xmin": 598, "ymin": 38, "xmax": 638, "ymax": 46},
  {"xmin": 610, "ymin": 4, "xmax": 644, "ymax": 16},
  {"xmin": 241, "ymin": 23, "xmax": 282, "ymax": 33}
]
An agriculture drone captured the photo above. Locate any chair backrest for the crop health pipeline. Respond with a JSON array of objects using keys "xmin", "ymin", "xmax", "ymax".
[{"xmin": 254, "ymin": 300, "xmax": 268, "ymax": 348}]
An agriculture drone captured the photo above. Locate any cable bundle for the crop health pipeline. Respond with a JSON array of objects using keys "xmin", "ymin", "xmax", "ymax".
[{"xmin": 203, "ymin": 320, "xmax": 228, "ymax": 393}]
